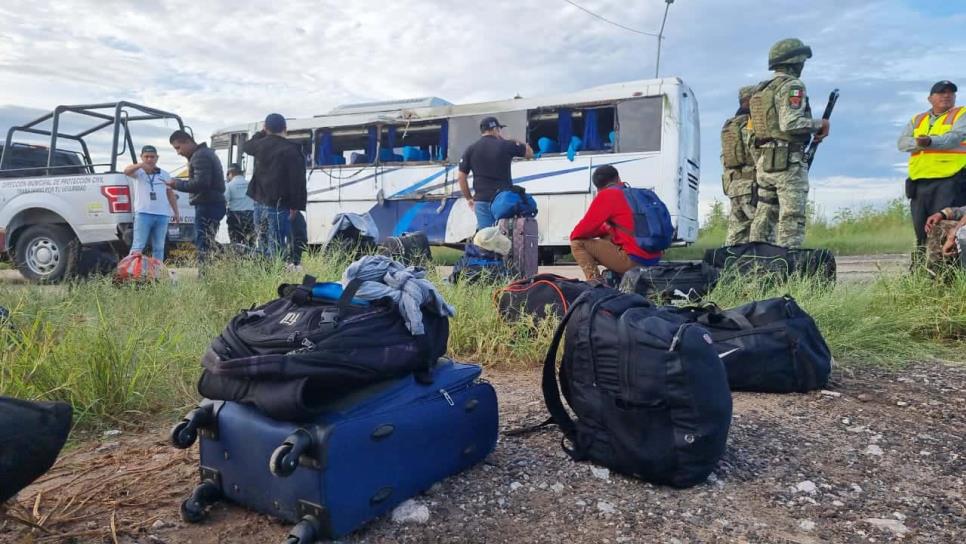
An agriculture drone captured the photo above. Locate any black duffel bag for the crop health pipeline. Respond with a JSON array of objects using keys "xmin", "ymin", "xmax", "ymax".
[
  {"xmin": 703, "ymin": 242, "xmax": 836, "ymax": 282},
  {"xmin": 378, "ymin": 231, "xmax": 432, "ymax": 265},
  {"xmin": 664, "ymin": 296, "xmax": 832, "ymax": 393},
  {"xmin": 1, "ymin": 397, "xmax": 72, "ymax": 503},
  {"xmin": 495, "ymin": 273, "xmax": 591, "ymax": 321},
  {"xmin": 619, "ymin": 262, "xmax": 719, "ymax": 302},
  {"xmin": 199, "ymin": 275, "xmax": 449, "ymax": 420},
  {"xmin": 543, "ymin": 287, "xmax": 732, "ymax": 488}
]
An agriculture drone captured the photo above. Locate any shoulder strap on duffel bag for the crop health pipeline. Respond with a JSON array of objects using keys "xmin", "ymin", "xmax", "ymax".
[{"xmin": 541, "ymin": 294, "xmax": 581, "ymax": 452}]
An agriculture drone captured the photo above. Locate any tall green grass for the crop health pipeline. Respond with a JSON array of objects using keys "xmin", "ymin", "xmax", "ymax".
[
  {"xmin": 1, "ymin": 248, "xmax": 963, "ymax": 428},
  {"xmin": 666, "ymin": 198, "xmax": 915, "ymax": 259}
]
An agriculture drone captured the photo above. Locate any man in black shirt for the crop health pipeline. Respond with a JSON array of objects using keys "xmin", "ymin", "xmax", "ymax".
[
  {"xmin": 243, "ymin": 113, "xmax": 308, "ymax": 259},
  {"xmin": 458, "ymin": 116, "xmax": 533, "ymax": 229},
  {"xmin": 166, "ymin": 130, "xmax": 226, "ymax": 264}
]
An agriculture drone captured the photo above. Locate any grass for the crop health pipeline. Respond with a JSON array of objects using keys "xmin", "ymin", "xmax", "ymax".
[{"xmin": 666, "ymin": 199, "xmax": 916, "ymax": 260}]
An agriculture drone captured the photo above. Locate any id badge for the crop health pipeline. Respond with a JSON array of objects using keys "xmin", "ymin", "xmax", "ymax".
[{"xmin": 150, "ymin": 191, "xmax": 157, "ymax": 201}]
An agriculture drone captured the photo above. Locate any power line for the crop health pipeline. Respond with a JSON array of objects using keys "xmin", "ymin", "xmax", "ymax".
[{"xmin": 562, "ymin": 0, "xmax": 661, "ymax": 37}]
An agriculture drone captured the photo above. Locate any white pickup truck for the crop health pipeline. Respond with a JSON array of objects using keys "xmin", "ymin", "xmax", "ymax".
[{"xmin": 0, "ymin": 102, "xmax": 196, "ymax": 282}]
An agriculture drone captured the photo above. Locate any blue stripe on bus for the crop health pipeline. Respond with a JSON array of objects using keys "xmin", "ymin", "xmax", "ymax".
[
  {"xmin": 392, "ymin": 201, "xmax": 431, "ymax": 236},
  {"xmin": 389, "ymin": 165, "xmax": 454, "ymax": 198},
  {"xmin": 307, "ymin": 167, "xmax": 403, "ymax": 196}
]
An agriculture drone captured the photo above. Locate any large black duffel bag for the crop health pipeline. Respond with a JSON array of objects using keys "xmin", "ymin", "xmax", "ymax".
[
  {"xmin": 1, "ymin": 397, "xmax": 72, "ymax": 503},
  {"xmin": 619, "ymin": 262, "xmax": 719, "ymax": 302},
  {"xmin": 199, "ymin": 274, "xmax": 449, "ymax": 420},
  {"xmin": 495, "ymin": 273, "xmax": 591, "ymax": 321},
  {"xmin": 665, "ymin": 296, "xmax": 832, "ymax": 393},
  {"xmin": 542, "ymin": 287, "xmax": 732, "ymax": 488},
  {"xmin": 703, "ymin": 242, "xmax": 836, "ymax": 282}
]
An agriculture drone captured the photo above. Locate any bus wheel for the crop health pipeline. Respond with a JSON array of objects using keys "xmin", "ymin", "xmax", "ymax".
[{"xmin": 14, "ymin": 224, "xmax": 80, "ymax": 283}]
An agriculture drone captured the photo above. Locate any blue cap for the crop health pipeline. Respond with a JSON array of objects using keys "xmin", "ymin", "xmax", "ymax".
[{"xmin": 265, "ymin": 113, "xmax": 287, "ymax": 133}]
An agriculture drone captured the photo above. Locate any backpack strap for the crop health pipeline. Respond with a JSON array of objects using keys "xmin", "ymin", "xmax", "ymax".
[
  {"xmin": 541, "ymin": 293, "xmax": 585, "ymax": 457},
  {"xmin": 287, "ymin": 275, "xmax": 318, "ymax": 305}
]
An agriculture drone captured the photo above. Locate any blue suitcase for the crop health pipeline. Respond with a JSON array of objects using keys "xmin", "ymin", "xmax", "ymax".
[{"xmin": 171, "ymin": 359, "xmax": 498, "ymax": 542}]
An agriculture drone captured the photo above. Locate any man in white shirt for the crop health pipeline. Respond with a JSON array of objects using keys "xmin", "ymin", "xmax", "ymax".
[
  {"xmin": 224, "ymin": 163, "xmax": 255, "ymax": 245},
  {"xmin": 123, "ymin": 145, "xmax": 180, "ymax": 260}
]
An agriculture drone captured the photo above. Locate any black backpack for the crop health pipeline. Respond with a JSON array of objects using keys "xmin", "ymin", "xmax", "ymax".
[
  {"xmin": 495, "ymin": 274, "xmax": 592, "ymax": 321},
  {"xmin": 703, "ymin": 242, "xmax": 836, "ymax": 283},
  {"xmin": 200, "ymin": 276, "xmax": 449, "ymax": 418},
  {"xmin": 0, "ymin": 397, "xmax": 72, "ymax": 503},
  {"xmin": 619, "ymin": 262, "xmax": 719, "ymax": 302},
  {"xmin": 543, "ymin": 288, "xmax": 732, "ymax": 488},
  {"xmin": 665, "ymin": 296, "xmax": 832, "ymax": 393},
  {"xmin": 448, "ymin": 244, "xmax": 511, "ymax": 284}
]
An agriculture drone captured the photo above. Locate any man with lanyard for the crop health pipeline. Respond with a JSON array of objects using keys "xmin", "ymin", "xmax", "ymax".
[
  {"xmin": 898, "ymin": 80, "xmax": 966, "ymax": 250},
  {"xmin": 457, "ymin": 116, "xmax": 534, "ymax": 229},
  {"xmin": 123, "ymin": 145, "xmax": 179, "ymax": 261}
]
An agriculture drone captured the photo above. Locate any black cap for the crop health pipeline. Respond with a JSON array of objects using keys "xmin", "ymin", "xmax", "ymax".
[
  {"xmin": 930, "ymin": 80, "xmax": 957, "ymax": 94},
  {"xmin": 480, "ymin": 116, "xmax": 506, "ymax": 132},
  {"xmin": 141, "ymin": 145, "xmax": 158, "ymax": 155}
]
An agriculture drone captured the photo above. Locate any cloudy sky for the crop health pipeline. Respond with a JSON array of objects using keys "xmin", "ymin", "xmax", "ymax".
[{"xmin": 1, "ymin": 0, "xmax": 963, "ymax": 220}]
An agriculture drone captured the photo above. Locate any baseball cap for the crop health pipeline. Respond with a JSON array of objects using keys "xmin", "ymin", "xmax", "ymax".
[
  {"xmin": 264, "ymin": 113, "xmax": 287, "ymax": 133},
  {"xmin": 930, "ymin": 80, "xmax": 957, "ymax": 94},
  {"xmin": 227, "ymin": 163, "xmax": 242, "ymax": 173},
  {"xmin": 141, "ymin": 145, "xmax": 158, "ymax": 155},
  {"xmin": 479, "ymin": 116, "xmax": 506, "ymax": 132}
]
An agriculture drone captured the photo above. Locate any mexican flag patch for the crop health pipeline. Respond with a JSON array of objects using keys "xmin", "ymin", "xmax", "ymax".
[{"xmin": 789, "ymin": 87, "xmax": 803, "ymax": 109}]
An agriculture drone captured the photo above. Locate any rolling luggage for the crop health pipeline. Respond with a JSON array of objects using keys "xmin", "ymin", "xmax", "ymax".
[
  {"xmin": 378, "ymin": 231, "xmax": 432, "ymax": 265},
  {"xmin": 619, "ymin": 261, "xmax": 719, "ymax": 302},
  {"xmin": 498, "ymin": 216, "xmax": 538, "ymax": 278},
  {"xmin": 495, "ymin": 273, "xmax": 591, "ymax": 321},
  {"xmin": 703, "ymin": 242, "xmax": 836, "ymax": 282},
  {"xmin": 173, "ymin": 359, "xmax": 498, "ymax": 541}
]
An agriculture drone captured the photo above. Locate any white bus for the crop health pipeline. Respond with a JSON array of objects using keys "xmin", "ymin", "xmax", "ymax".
[{"xmin": 211, "ymin": 77, "xmax": 700, "ymax": 263}]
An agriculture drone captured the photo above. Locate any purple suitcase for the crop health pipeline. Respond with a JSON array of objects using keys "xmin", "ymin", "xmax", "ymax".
[{"xmin": 498, "ymin": 217, "xmax": 538, "ymax": 278}]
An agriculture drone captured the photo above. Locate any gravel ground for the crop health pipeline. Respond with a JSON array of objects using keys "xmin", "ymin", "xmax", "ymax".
[{"xmin": 2, "ymin": 361, "xmax": 963, "ymax": 544}]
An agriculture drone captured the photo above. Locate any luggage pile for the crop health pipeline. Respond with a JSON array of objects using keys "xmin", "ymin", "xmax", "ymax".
[{"xmin": 172, "ymin": 257, "xmax": 499, "ymax": 541}]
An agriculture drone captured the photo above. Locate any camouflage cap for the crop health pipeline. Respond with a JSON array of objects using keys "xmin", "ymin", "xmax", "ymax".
[
  {"xmin": 768, "ymin": 38, "xmax": 812, "ymax": 70},
  {"xmin": 739, "ymin": 85, "xmax": 756, "ymax": 101}
]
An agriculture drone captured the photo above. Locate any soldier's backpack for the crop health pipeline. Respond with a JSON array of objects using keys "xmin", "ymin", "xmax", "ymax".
[
  {"xmin": 721, "ymin": 115, "xmax": 750, "ymax": 169},
  {"xmin": 703, "ymin": 242, "xmax": 835, "ymax": 283},
  {"xmin": 542, "ymin": 287, "xmax": 732, "ymax": 488}
]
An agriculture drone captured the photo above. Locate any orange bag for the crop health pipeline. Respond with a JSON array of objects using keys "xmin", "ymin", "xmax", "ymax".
[{"xmin": 114, "ymin": 254, "xmax": 167, "ymax": 283}]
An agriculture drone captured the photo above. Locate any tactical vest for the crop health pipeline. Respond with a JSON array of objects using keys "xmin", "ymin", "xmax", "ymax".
[
  {"xmin": 749, "ymin": 74, "xmax": 812, "ymax": 144},
  {"xmin": 721, "ymin": 114, "xmax": 751, "ymax": 169},
  {"xmin": 908, "ymin": 106, "xmax": 966, "ymax": 180}
]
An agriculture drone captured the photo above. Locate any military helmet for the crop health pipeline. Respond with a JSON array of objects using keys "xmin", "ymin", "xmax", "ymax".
[
  {"xmin": 738, "ymin": 85, "xmax": 756, "ymax": 102},
  {"xmin": 768, "ymin": 38, "xmax": 812, "ymax": 70}
]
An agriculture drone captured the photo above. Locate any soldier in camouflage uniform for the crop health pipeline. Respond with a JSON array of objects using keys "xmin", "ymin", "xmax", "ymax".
[
  {"xmin": 748, "ymin": 38, "xmax": 830, "ymax": 248},
  {"xmin": 721, "ymin": 86, "xmax": 765, "ymax": 245}
]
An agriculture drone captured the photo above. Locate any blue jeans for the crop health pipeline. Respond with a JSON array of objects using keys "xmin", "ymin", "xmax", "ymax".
[
  {"xmin": 288, "ymin": 211, "xmax": 308, "ymax": 265},
  {"xmin": 131, "ymin": 212, "xmax": 170, "ymax": 261},
  {"xmin": 194, "ymin": 202, "xmax": 226, "ymax": 264},
  {"xmin": 474, "ymin": 201, "xmax": 496, "ymax": 230},
  {"xmin": 254, "ymin": 203, "xmax": 290, "ymax": 259}
]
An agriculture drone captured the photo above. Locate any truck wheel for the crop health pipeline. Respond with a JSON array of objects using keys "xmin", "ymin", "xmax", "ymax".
[{"xmin": 14, "ymin": 224, "xmax": 80, "ymax": 283}]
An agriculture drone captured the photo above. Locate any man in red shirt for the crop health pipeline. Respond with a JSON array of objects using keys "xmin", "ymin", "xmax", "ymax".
[{"xmin": 570, "ymin": 165, "xmax": 662, "ymax": 281}]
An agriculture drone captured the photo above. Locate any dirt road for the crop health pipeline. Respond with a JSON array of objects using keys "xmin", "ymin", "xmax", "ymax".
[{"xmin": 2, "ymin": 361, "xmax": 962, "ymax": 544}]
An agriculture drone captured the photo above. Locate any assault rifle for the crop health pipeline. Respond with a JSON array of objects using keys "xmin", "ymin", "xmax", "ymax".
[{"xmin": 804, "ymin": 88, "xmax": 839, "ymax": 168}]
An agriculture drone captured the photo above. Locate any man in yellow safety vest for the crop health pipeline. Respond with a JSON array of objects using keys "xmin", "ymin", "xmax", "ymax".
[{"xmin": 898, "ymin": 80, "xmax": 966, "ymax": 249}]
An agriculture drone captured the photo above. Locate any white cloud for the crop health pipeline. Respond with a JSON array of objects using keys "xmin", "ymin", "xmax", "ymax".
[{"xmin": 0, "ymin": 0, "xmax": 959, "ymax": 220}]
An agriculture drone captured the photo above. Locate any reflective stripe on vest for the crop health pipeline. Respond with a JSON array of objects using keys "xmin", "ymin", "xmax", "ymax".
[{"xmin": 909, "ymin": 106, "xmax": 966, "ymax": 180}]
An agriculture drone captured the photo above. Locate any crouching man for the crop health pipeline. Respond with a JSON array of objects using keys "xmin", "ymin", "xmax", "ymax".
[
  {"xmin": 925, "ymin": 206, "xmax": 966, "ymax": 266},
  {"xmin": 570, "ymin": 165, "xmax": 662, "ymax": 281}
]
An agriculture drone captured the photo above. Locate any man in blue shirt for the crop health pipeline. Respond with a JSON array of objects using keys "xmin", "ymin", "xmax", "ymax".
[
  {"xmin": 457, "ymin": 116, "xmax": 533, "ymax": 229},
  {"xmin": 223, "ymin": 163, "xmax": 255, "ymax": 246}
]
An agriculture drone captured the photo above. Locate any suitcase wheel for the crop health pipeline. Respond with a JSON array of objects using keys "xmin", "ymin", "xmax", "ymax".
[
  {"xmin": 284, "ymin": 515, "xmax": 320, "ymax": 544},
  {"xmin": 270, "ymin": 429, "xmax": 312, "ymax": 477},
  {"xmin": 170, "ymin": 404, "xmax": 215, "ymax": 449},
  {"xmin": 180, "ymin": 480, "xmax": 221, "ymax": 523}
]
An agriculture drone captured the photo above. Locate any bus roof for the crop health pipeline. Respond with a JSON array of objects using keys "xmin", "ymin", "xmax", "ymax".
[{"xmin": 212, "ymin": 77, "xmax": 687, "ymax": 136}]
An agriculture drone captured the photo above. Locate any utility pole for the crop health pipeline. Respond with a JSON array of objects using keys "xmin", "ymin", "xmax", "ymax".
[{"xmin": 654, "ymin": 0, "xmax": 674, "ymax": 78}]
